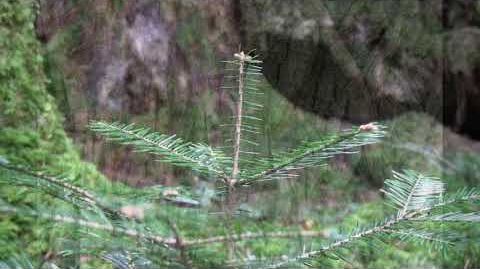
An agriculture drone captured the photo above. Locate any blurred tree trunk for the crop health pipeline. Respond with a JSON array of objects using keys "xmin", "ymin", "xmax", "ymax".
[
  {"xmin": 36, "ymin": 0, "xmax": 240, "ymax": 184},
  {"xmin": 238, "ymin": 0, "xmax": 480, "ymax": 138}
]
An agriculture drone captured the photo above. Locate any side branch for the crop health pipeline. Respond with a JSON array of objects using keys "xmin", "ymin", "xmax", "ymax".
[
  {"xmin": 181, "ymin": 230, "xmax": 327, "ymax": 247},
  {"xmin": 0, "ymin": 206, "xmax": 175, "ymax": 246},
  {"xmin": 0, "ymin": 164, "xmax": 120, "ymax": 217},
  {"xmin": 0, "ymin": 205, "xmax": 327, "ymax": 249},
  {"xmin": 251, "ymin": 131, "xmax": 359, "ymax": 181},
  {"xmin": 90, "ymin": 121, "xmax": 230, "ymax": 183},
  {"xmin": 242, "ymin": 123, "xmax": 385, "ymax": 184},
  {"xmin": 267, "ymin": 216, "xmax": 402, "ymax": 269}
]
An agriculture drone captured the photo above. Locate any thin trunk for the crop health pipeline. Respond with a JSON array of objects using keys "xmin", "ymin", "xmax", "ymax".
[{"xmin": 231, "ymin": 52, "xmax": 246, "ymax": 186}]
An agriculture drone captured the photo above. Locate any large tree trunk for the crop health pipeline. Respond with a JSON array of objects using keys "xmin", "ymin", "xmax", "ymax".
[{"xmin": 238, "ymin": 0, "xmax": 480, "ymax": 139}]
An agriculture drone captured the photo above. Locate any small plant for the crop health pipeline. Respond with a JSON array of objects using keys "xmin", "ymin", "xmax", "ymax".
[{"xmin": 1, "ymin": 51, "xmax": 479, "ymax": 268}]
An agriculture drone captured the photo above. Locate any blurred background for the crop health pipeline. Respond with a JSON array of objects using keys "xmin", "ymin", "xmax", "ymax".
[
  {"xmin": 2, "ymin": 0, "xmax": 480, "ymax": 268},
  {"xmin": 35, "ymin": 0, "xmax": 480, "ymax": 183}
]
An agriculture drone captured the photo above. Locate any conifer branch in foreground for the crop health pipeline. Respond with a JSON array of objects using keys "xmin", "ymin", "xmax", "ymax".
[
  {"xmin": 0, "ymin": 164, "xmax": 120, "ymax": 217},
  {"xmin": 265, "ymin": 170, "xmax": 480, "ymax": 268},
  {"xmin": 89, "ymin": 121, "xmax": 232, "ymax": 184},
  {"xmin": 240, "ymin": 123, "xmax": 386, "ymax": 184}
]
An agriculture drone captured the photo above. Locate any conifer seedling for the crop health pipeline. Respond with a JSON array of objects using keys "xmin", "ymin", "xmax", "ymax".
[{"xmin": 0, "ymin": 52, "xmax": 479, "ymax": 268}]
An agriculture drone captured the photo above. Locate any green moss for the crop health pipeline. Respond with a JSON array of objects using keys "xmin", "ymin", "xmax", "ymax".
[{"xmin": 0, "ymin": 0, "xmax": 108, "ymax": 260}]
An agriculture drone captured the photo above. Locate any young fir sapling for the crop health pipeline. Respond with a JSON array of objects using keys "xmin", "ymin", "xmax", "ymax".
[{"xmin": 0, "ymin": 51, "xmax": 479, "ymax": 268}]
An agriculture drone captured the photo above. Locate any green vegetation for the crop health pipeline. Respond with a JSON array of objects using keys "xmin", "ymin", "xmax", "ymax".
[
  {"xmin": 1, "ymin": 44, "xmax": 480, "ymax": 268},
  {"xmin": 0, "ymin": 0, "xmax": 110, "ymax": 259},
  {"xmin": 1, "ymin": 1, "xmax": 480, "ymax": 268}
]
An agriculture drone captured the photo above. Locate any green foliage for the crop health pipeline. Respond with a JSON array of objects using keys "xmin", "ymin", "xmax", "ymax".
[
  {"xmin": 267, "ymin": 170, "xmax": 480, "ymax": 268},
  {"xmin": 0, "ymin": 0, "xmax": 110, "ymax": 261},
  {"xmin": 89, "ymin": 121, "xmax": 233, "ymax": 182},
  {"xmin": 1, "ymin": 1, "xmax": 479, "ymax": 267},
  {"xmin": 1, "ymin": 48, "xmax": 479, "ymax": 269},
  {"xmin": 241, "ymin": 124, "xmax": 386, "ymax": 184}
]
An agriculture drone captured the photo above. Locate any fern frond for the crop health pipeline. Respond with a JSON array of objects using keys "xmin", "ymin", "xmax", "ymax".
[
  {"xmin": 239, "ymin": 123, "xmax": 386, "ymax": 184},
  {"xmin": 89, "ymin": 121, "xmax": 232, "ymax": 183}
]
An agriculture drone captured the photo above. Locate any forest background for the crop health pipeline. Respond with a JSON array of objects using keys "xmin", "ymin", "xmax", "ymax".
[{"xmin": 2, "ymin": 0, "xmax": 480, "ymax": 268}]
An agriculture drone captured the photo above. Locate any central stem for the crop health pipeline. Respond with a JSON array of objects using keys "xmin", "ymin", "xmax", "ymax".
[
  {"xmin": 226, "ymin": 52, "xmax": 248, "ymax": 260},
  {"xmin": 231, "ymin": 52, "xmax": 246, "ymax": 187}
]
